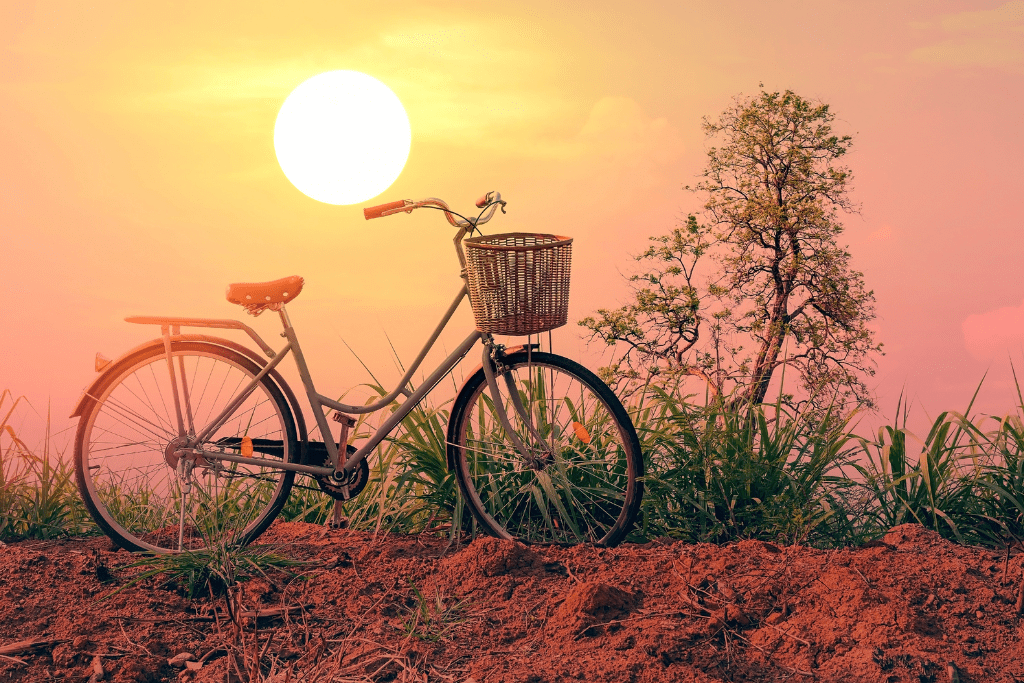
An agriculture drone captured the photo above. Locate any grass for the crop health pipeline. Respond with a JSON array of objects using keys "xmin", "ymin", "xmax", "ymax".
[
  {"xmin": 634, "ymin": 387, "xmax": 860, "ymax": 546},
  {"xmin": 6, "ymin": 374, "xmax": 1024, "ymax": 552},
  {"xmin": 401, "ymin": 580, "xmax": 469, "ymax": 642},
  {"xmin": 108, "ymin": 540, "xmax": 304, "ymax": 599},
  {"xmin": 1, "ymin": 390, "xmax": 96, "ymax": 540}
]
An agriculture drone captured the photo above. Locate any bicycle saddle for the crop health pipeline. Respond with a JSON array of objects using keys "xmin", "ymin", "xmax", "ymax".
[{"xmin": 226, "ymin": 275, "xmax": 304, "ymax": 307}]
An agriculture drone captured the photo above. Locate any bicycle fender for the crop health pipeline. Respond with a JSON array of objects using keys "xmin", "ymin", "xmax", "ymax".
[
  {"xmin": 70, "ymin": 336, "xmax": 176, "ymax": 418},
  {"xmin": 450, "ymin": 343, "xmax": 540, "ymax": 402}
]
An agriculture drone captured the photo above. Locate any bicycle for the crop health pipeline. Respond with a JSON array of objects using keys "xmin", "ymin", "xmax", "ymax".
[{"xmin": 72, "ymin": 192, "xmax": 644, "ymax": 553}]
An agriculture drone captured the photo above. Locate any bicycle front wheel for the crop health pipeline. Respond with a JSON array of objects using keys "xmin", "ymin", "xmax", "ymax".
[
  {"xmin": 448, "ymin": 350, "xmax": 643, "ymax": 546},
  {"xmin": 74, "ymin": 341, "xmax": 298, "ymax": 553}
]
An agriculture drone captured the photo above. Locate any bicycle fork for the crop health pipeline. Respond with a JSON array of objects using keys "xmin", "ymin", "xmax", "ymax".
[{"xmin": 480, "ymin": 338, "xmax": 552, "ymax": 467}]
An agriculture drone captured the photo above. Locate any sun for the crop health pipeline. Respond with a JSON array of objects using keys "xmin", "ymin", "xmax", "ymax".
[{"xmin": 274, "ymin": 71, "xmax": 411, "ymax": 205}]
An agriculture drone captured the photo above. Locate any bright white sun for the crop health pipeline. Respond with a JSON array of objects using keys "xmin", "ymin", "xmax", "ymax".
[{"xmin": 274, "ymin": 71, "xmax": 411, "ymax": 205}]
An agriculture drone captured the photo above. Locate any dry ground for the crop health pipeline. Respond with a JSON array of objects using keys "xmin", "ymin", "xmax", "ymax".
[{"xmin": 2, "ymin": 522, "xmax": 1024, "ymax": 682}]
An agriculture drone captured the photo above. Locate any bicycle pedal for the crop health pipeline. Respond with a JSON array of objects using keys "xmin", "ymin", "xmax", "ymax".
[{"xmin": 331, "ymin": 412, "xmax": 356, "ymax": 427}]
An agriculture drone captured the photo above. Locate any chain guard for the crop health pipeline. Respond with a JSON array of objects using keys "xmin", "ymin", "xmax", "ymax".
[{"xmin": 314, "ymin": 445, "xmax": 370, "ymax": 501}]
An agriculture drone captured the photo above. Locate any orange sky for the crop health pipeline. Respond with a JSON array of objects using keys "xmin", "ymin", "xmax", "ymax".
[{"xmin": 3, "ymin": 1, "xmax": 1023, "ymax": 444}]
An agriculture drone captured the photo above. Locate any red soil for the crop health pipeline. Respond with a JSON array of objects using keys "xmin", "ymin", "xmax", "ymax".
[{"xmin": 1, "ymin": 522, "xmax": 1023, "ymax": 682}]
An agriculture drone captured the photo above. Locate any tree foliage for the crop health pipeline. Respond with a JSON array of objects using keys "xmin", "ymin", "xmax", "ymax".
[{"xmin": 581, "ymin": 89, "xmax": 882, "ymax": 413}]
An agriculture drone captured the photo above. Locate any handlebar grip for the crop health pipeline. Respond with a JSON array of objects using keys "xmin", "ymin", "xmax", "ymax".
[
  {"xmin": 475, "ymin": 192, "xmax": 492, "ymax": 208},
  {"xmin": 363, "ymin": 200, "xmax": 408, "ymax": 220}
]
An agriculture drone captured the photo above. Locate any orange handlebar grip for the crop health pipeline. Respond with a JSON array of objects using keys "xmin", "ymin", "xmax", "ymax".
[
  {"xmin": 475, "ymin": 193, "xmax": 491, "ymax": 208},
  {"xmin": 363, "ymin": 200, "xmax": 408, "ymax": 220}
]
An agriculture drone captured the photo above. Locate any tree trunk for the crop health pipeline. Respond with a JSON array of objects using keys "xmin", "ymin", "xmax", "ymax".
[{"xmin": 743, "ymin": 299, "xmax": 788, "ymax": 406}]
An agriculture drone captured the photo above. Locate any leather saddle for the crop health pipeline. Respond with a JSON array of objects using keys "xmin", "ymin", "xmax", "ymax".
[{"xmin": 226, "ymin": 275, "xmax": 304, "ymax": 312}]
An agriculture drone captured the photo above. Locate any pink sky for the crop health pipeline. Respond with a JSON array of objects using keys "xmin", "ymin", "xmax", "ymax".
[{"xmin": 2, "ymin": 1, "xmax": 1023, "ymax": 445}]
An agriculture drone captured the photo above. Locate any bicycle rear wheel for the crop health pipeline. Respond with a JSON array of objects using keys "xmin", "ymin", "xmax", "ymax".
[
  {"xmin": 447, "ymin": 350, "xmax": 643, "ymax": 546},
  {"xmin": 74, "ymin": 341, "xmax": 298, "ymax": 553}
]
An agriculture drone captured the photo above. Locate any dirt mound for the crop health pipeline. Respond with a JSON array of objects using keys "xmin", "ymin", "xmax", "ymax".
[
  {"xmin": 445, "ymin": 536, "xmax": 543, "ymax": 577},
  {"xmin": 549, "ymin": 581, "xmax": 637, "ymax": 635},
  {"xmin": 883, "ymin": 522, "xmax": 946, "ymax": 549},
  {"xmin": 2, "ymin": 523, "xmax": 1024, "ymax": 682}
]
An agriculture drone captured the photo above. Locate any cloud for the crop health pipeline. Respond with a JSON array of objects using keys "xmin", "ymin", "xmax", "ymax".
[
  {"xmin": 910, "ymin": 1, "xmax": 1024, "ymax": 69},
  {"xmin": 538, "ymin": 96, "xmax": 686, "ymax": 200},
  {"xmin": 911, "ymin": 38, "xmax": 1024, "ymax": 67},
  {"xmin": 939, "ymin": 1, "xmax": 1024, "ymax": 31},
  {"xmin": 962, "ymin": 299, "xmax": 1024, "ymax": 361},
  {"xmin": 573, "ymin": 97, "xmax": 684, "ymax": 164}
]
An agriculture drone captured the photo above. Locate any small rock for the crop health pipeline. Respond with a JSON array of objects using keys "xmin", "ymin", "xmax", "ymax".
[
  {"xmin": 88, "ymin": 656, "xmax": 104, "ymax": 683},
  {"xmin": 469, "ymin": 537, "xmax": 542, "ymax": 576},
  {"xmin": 168, "ymin": 652, "xmax": 196, "ymax": 667},
  {"xmin": 51, "ymin": 643, "xmax": 75, "ymax": 668},
  {"xmin": 553, "ymin": 581, "xmax": 637, "ymax": 633},
  {"xmin": 613, "ymin": 635, "xmax": 636, "ymax": 651},
  {"xmin": 72, "ymin": 635, "xmax": 91, "ymax": 649}
]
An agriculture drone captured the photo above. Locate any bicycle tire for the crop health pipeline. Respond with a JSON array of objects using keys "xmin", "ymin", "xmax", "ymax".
[
  {"xmin": 447, "ymin": 350, "xmax": 643, "ymax": 546},
  {"xmin": 74, "ymin": 341, "xmax": 298, "ymax": 553}
]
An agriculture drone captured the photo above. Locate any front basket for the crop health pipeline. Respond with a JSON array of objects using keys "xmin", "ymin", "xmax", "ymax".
[{"xmin": 463, "ymin": 232, "xmax": 573, "ymax": 336}]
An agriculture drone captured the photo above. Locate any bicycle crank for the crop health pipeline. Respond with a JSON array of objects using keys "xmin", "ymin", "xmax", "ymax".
[{"xmin": 314, "ymin": 445, "xmax": 370, "ymax": 501}]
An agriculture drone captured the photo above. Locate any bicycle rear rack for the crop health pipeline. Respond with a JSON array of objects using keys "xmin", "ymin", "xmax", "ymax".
[{"xmin": 125, "ymin": 316, "xmax": 277, "ymax": 358}]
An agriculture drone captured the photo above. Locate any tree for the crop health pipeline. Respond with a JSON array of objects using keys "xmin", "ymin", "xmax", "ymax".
[{"xmin": 581, "ymin": 89, "xmax": 882, "ymax": 413}]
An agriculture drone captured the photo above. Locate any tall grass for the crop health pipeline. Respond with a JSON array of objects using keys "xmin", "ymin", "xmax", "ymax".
[
  {"xmin": 1, "ymin": 390, "xmax": 96, "ymax": 540},
  {"xmin": 631, "ymin": 378, "xmax": 1024, "ymax": 548},
  {"xmin": 278, "ymin": 386, "xmax": 465, "ymax": 538},
  {"xmin": 633, "ymin": 388, "xmax": 860, "ymax": 546},
  {"xmin": 8, "ymin": 374, "xmax": 1024, "ymax": 550},
  {"xmin": 973, "ymin": 407, "xmax": 1024, "ymax": 552},
  {"xmin": 847, "ymin": 397, "xmax": 986, "ymax": 544}
]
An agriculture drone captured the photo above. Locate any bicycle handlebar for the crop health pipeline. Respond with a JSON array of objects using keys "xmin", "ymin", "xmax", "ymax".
[
  {"xmin": 363, "ymin": 192, "xmax": 505, "ymax": 228},
  {"xmin": 363, "ymin": 200, "xmax": 412, "ymax": 220}
]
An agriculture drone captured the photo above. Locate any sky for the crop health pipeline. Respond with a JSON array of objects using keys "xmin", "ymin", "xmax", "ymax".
[{"xmin": 2, "ymin": 0, "xmax": 1023, "ymax": 447}]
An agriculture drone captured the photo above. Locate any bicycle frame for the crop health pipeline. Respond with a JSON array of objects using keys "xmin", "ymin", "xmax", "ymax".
[
  {"xmin": 128, "ymin": 283, "xmax": 490, "ymax": 481},
  {"xmin": 122, "ymin": 191, "xmax": 544, "ymax": 485}
]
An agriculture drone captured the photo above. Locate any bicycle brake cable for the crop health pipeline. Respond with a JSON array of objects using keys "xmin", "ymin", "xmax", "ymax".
[{"xmin": 420, "ymin": 204, "xmax": 474, "ymax": 227}]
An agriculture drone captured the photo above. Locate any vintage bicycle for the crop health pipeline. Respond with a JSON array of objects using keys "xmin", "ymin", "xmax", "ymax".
[{"xmin": 72, "ymin": 192, "xmax": 643, "ymax": 553}]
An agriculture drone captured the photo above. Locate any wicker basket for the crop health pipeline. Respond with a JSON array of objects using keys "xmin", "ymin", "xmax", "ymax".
[{"xmin": 463, "ymin": 232, "xmax": 573, "ymax": 336}]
